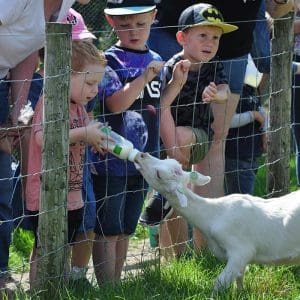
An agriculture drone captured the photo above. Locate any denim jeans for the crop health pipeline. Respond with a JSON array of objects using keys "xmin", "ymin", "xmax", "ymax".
[
  {"xmin": 0, "ymin": 78, "xmax": 9, "ymax": 125},
  {"xmin": 251, "ymin": 0, "xmax": 271, "ymax": 74},
  {"xmin": 292, "ymin": 55, "xmax": 300, "ymax": 185},
  {"xmin": 225, "ymin": 158, "xmax": 258, "ymax": 195},
  {"xmin": 93, "ymin": 175, "xmax": 147, "ymax": 236},
  {"xmin": 0, "ymin": 79, "xmax": 13, "ymax": 275},
  {"xmin": 78, "ymin": 149, "xmax": 96, "ymax": 233},
  {"xmin": 0, "ymin": 151, "xmax": 13, "ymax": 274}
]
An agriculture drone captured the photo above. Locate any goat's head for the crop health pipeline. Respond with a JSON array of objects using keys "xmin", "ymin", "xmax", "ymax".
[{"xmin": 134, "ymin": 152, "xmax": 210, "ymax": 206}]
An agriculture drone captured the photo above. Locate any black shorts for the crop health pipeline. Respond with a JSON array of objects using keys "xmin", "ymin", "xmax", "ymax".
[{"xmin": 27, "ymin": 207, "xmax": 84, "ymax": 247}]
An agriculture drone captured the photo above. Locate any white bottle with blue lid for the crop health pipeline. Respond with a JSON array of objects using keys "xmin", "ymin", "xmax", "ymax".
[{"xmin": 100, "ymin": 126, "xmax": 140, "ymax": 162}]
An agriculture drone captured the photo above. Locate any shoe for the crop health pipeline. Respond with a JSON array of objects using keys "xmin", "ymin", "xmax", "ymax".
[
  {"xmin": 0, "ymin": 271, "xmax": 13, "ymax": 289},
  {"xmin": 139, "ymin": 193, "xmax": 173, "ymax": 226},
  {"xmin": 69, "ymin": 277, "xmax": 93, "ymax": 291}
]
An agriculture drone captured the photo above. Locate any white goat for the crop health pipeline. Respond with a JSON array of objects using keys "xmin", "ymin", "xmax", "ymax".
[{"xmin": 134, "ymin": 152, "xmax": 300, "ymax": 294}]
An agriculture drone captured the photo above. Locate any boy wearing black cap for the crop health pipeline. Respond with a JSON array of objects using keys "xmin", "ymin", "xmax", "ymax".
[
  {"xmin": 91, "ymin": 0, "xmax": 164, "ymax": 285},
  {"xmin": 140, "ymin": 3, "xmax": 238, "ymax": 257}
]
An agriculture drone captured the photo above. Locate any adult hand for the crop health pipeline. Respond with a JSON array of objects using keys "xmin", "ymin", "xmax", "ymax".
[{"xmin": 0, "ymin": 125, "xmax": 27, "ymax": 154}]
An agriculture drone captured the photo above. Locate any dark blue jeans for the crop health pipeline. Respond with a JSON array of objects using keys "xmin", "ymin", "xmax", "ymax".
[
  {"xmin": 225, "ymin": 158, "xmax": 258, "ymax": 195},
  {"xmin": 0, "ymin": 152, "xmax": 13, "ymax": 275},
  {"xmin": 78, "ymin": 149, "xmax": 96, "ymax": 233},
  {"xmin": 93, "ymin": 175, "xmax": 147, "ymax": 236},
  {"xmin": 0, "ymin": 78, "xmax": 9, "ymax": 124},
  {"xmin": 251, "ymin": 0, "xmax": 271, "ymax": 74},
  {"xmin": 0, "ymin": 79, "xmax": 13, "ymax": 275},
  {"xmin": 292, "ymin": 55, "xmax": 300, "ymax": 185}
]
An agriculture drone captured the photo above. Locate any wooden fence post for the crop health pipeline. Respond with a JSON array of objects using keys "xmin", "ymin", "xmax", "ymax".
[
  {"xmin": 36, "ymin": 22, "xmax": 71, "ymax": 294},
  {"xmin": 267, "ymin": 12, "xmax": 294, "ymax": 197}
]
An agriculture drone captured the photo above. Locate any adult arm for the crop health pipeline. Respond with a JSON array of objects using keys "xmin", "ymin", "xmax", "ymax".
[
  {"xmin": 266, "ymin": 0, "xmax": 294, "ymax": 18},
  {"xmin": 10, "ymin": 52, "xmax": 39, "ymax": 126}
]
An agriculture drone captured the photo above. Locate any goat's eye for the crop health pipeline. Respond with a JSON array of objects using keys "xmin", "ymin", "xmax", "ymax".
[{"xmin": 156, "ymin": 170, "xmax": 161, "ymax": 179}]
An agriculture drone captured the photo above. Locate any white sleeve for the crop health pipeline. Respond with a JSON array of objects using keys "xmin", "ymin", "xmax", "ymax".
[
  {"xmin": 0, "ymin": 0, "xmax": 28, "ymax": 25},
  {"xmin": 230, "ymin": 111, "xmax": 254, "ymax": 128},
  {"xmin": 56, "ymin": 0, "xmax": 76, "ymax": 21}
]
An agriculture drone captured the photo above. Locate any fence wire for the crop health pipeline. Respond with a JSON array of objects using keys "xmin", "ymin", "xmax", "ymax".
[{"xmin": 0, "ymin": 3, "xmax": 297, "ymax": 297}]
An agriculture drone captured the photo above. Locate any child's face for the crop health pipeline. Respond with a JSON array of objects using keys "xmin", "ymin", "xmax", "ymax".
[
  {"xmin": 107, "ymin": 11, "xmax": 156, "ymax": 51},
  {"xmin": 71, "ymin": 63, "xmax": 105, "ymax": 106},
  {"xmin": 177, "ymin": 25, "xmax": 222, "ymax": 64}
]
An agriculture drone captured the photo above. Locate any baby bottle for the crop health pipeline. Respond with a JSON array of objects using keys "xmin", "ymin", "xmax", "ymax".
[{"xmin": 100, "ymin": 126, "xmax": 140, "ymax": 162}]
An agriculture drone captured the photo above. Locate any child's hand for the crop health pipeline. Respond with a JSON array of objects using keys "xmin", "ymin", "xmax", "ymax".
[
  {"xmin": 202, "ymin": 82, "xmax": 218, "ymax": 103},
  {"xmin": 171, "ymin": 59, "xmax": 191, "ymax": 88},
  {"xmin": 86, "ymin": 122, "xmax": 110, "ymax": 155},
  {"xmin": 167, "ymin": 147, "xmax": 189, "ymax": 170},
  {"xmin": 143, "ymin": 60, "xmax": 165, "ymax": 84},
  {"xmin": 261, "ymin": 132, "xmax": 267, "ymax": 153},
  {"xmin": 253, "ymin": 111, "xmax": 265, "ymax": 128}
]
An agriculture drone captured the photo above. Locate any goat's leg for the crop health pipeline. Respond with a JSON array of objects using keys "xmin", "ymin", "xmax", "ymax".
[
  {"xmin": 236, "ymin": 265, "xmax": 247, "ymax": 290},
  {"xmin": 212, "ymin": 256, "xmax": 248, "ymax": 295}
]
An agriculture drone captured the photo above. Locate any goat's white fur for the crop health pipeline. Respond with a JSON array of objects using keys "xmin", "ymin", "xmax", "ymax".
[{"xmin": 135, "ymin": 153, "xmax": 300, "ymax": 294}]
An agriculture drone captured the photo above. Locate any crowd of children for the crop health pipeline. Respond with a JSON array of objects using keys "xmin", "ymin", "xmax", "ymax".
[{"xmin": 0, "ymin": 0, "xmax": 296, "ymax": 293}]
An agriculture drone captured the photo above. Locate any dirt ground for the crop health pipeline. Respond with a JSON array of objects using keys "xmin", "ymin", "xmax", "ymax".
[{"xmin": 3, "ymin": 238, "xmax": 158, "ymax": 296}]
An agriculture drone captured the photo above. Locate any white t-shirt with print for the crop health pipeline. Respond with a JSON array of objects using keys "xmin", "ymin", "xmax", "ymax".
[{"xmin": 0, "ymin": 0, "xmax": 75, "ymax": 78}]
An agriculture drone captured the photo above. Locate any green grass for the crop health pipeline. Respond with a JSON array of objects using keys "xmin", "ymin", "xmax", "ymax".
[
  {"xmin": 11, "ymin": 251, "xmax": 300, "ymax": 299},
  {"xmin": 254, "ymin": 155, "xmax": 298, "ymax": 197},
  {"xmin": 9, "ymin": 228, "xmax": 34, "ymax": 272},
  {"xmin": 7, "ymin": 156, "xmax": 300, "ymax": 299}
]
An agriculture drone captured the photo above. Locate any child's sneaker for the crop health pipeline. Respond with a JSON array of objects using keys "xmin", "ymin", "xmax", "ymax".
[{"xmin": 139, "ymin": 193, "xmax": 173, "ymax": 226}]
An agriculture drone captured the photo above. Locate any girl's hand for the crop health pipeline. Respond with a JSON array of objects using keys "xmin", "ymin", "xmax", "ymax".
[{"xmin": 86, "ymin": 122, "xmax": 111, "ymax": 155}]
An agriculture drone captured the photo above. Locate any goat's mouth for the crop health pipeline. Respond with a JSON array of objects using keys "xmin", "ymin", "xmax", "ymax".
[
  {"xmin": 156, "ymin": 170, "xmax": 161, "ymax": 179},
  {"xmin": 133, "ymin": 152, "xmax": 144, "ymax": 170},
  {"xmin": 133, "ymin": 152, "xmax": 147, "ymax": 164}
]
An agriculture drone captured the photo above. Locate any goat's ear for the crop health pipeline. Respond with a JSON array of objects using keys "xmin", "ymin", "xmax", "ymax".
[
  {"xmin": 166, "ymin": 181, "xmax": 178, "ymax": 194},
  {"xmin": 186, "ymin": 171, "xmax": 211, "ymax": 186}
]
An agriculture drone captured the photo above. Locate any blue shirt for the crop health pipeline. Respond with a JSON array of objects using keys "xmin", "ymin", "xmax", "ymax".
[{"xmin": 92, "ymin": 45, "xmax": 163, "ymax": 176}]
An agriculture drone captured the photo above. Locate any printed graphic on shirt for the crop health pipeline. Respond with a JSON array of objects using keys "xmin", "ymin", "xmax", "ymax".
[
  {"xmin": 69, "ymin": 113, "xmax": 86, "ymax": 191},
  {"xmin": 93, "ymin": 45, "xmax": 163, "ymax": 176}
]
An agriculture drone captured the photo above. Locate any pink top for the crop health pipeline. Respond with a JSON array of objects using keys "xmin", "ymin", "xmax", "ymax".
[{"xmin": 26, "ymin": 99, "xmax": 88, "ymax": 211}]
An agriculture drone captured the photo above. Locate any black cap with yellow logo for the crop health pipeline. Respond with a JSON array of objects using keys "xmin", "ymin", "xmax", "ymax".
[{"xmin": 178, "ymin": 3, "xmax": 238, "ymax": 34}]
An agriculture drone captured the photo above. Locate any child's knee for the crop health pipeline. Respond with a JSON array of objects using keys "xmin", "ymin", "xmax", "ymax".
[{"xmin": 176, "ymin": 126, "xmax": 195, "ymax": 145}]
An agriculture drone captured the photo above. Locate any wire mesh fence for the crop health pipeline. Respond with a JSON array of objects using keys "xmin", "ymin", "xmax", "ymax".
[
  {"xmin": 73, "ymin": 1, "xmax": 117, "ymax": 49},
  {"xmin": 0, "ymin": 1, "xmax": 297, "ymax": 298}
]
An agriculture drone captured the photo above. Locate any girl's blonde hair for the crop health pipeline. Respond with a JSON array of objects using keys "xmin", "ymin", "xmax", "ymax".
[{"xmin": 71, "ymin": 40, "xmax": 106, "ymax": 72}]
